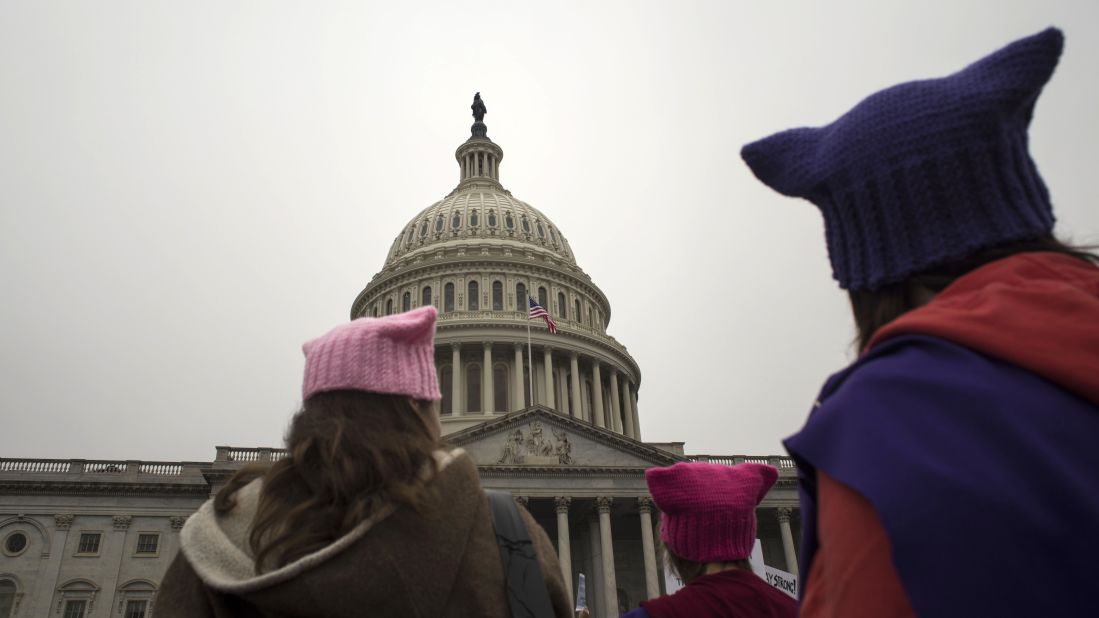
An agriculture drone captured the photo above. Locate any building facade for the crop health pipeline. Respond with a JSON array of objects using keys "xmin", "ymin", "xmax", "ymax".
[{"xmin": 0, "ymin": 104, "xmax": 802, "ymax": 618}]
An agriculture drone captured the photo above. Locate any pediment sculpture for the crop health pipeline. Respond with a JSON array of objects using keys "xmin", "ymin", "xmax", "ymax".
[{"xmin": 496, "ymin": 421, "xmax": 573, "ymax": 465}]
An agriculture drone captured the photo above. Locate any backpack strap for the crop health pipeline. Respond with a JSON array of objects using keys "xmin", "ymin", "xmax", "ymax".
[{"xmin": 486, "ymin": 490, "xmax": 555, "ymax": 618}]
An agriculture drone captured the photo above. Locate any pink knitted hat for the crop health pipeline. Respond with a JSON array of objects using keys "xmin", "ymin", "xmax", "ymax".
[
  {"xmin": 645, "ymin": 462, "xmax": 778, "ymax": 563},
  {"xmin": 301, "ymin": 306, "xmax": 441, "ymax": 401}
]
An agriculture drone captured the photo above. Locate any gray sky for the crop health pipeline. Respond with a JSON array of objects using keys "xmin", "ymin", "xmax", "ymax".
[{"xmin": 2, "ymin": 1, "xmax": 1097, "ymax": 462}]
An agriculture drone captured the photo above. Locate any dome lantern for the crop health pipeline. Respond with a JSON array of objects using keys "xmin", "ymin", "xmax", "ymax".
[{"xmin": 455, "ymin": 92, "xmax": 504, "ymax": 190}]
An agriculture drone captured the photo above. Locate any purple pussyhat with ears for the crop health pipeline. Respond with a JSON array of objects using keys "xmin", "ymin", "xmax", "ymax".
[
  {"xmin": 645, "ymin": 462, "xmax": 778, "ymax": 563},
  {"xmin": 742, "ymin": 28, "xmax": 1064, "ymax": 291},
  {"xmin": 302, "ymin": 306, "xmax": 441, "ymax": 401}
]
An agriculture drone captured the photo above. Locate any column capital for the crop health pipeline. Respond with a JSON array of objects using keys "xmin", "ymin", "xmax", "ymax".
[
  {"xmin": 514, "ymin": 342, "xmax": 523, "ymax": 351},
  {"xmin": 637, "ymin": 496, "xmax": 654, "ymax": 513},
  {"xmin": 569, "ymin": 350, "xmax": 579, "ymax": 360},
  {"xmin": 482, "ymin": 341, "xmax": 492, "ymax": 350},
  {"xmin": 555, "ymin": 496, "xmax": 572, "ymax": 513},
  {"xmin": 596, "ymin": 496, "xmax": 613, "ymax": 513},
  {"xmin": 776, "ymin": 507, "xmax": 793, "ymax": 523},
  {"xmin": 514, "ymin": 495, "xmax": 529, "ymax": 508},
  {"xmin": 450, "ymin": 342, "xmax": 462, "ymax": 351}
]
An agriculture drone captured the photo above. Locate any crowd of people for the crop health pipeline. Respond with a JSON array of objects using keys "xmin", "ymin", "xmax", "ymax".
[{"xmin": 153, "ymin": 27, "xmax": 1098, "ymax": 617}]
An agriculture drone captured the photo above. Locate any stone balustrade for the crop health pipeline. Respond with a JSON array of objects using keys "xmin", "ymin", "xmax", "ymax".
[{"xmin": 686, "ymin": 454, "xmax": 796, "ymax": 469}]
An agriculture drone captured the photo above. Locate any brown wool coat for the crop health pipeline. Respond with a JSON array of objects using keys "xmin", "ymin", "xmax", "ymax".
[{"xmin": 154, "ymin": 449, "xmax": 572, "ymax": 617}]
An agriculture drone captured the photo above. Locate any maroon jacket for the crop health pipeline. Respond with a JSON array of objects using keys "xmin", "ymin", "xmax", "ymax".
[{"xmin": 629, "ymin": 569, "xmax": 796, "ymax": 618}]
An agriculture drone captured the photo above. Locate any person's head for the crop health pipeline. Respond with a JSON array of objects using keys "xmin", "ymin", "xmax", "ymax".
[
  {"xmin": 645, "ymin": 462, "xmax": 778, "ymax": 583},
  {"xmin": 740, "ymin": 28, "xmax": 1096, "ymax": 348},
  {"xmin": 215, "ymin": 306, "xmax": 443, "ymax": 571}
]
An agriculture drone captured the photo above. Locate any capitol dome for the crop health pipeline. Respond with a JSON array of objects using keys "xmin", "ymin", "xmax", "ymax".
[{"xmin": 351, "ymin": 99, "xmax": 641, "ymax": 438}]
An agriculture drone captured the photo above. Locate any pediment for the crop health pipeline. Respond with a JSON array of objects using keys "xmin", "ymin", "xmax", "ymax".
[{"xmin": 447, "ymin": 406, "xmax": 683, "ymax": 469}]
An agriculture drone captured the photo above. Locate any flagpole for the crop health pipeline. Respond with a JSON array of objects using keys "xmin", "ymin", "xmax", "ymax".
[{"xmin": 526, "ymin": 299, "xmax": 534, "ymax": 409}]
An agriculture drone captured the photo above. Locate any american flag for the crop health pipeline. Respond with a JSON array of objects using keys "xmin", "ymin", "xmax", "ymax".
[{"xmin": 528, "ymin": 297, "xmax": 558, "ymax": 334}]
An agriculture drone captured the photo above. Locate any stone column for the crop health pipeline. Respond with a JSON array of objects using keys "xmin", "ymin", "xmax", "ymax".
[
  {"xmin": 638, "ymin": 498, "xmax": 660, "ymax": 601},
  {"xmin": 631, "ymin": 389, "xmax": 641, "ymax": 440},
  {"xmin": 513, "ymin": 344, "xmax": 525, "ymax": 410},
  {"xmin": 622, "ymin": 381, "xmax": 636, "ymax": 438},
  {"xmin": 597, "ymin": 497, "xmax": 618, "ymax": 618},
  {"xmin": 777, "ymin": 508, "xmax": 798, "ymax": 573},
  {"xmin": 482, "ymin": 342, "xmax": 493, "ymax": 415},
  {"xmin": 570, "ymin": 352, "xmax": 583, "ymax": 421},
  {"xmin": 592, "ymin": 362, "xmax": 606, "ymax": 428},
  {"xmin": 555, "ymin": 497, "xmax": 574, "ymax": 605},
  {"xmin": 609, "ymin": 370, "xmax": 622, "ymax": 434},
  {"xmin": 451, "ymin": 344, "xmax": 462, "ymax": 416},
  {"xmin": 542, "ymin": 348, "xmax": 555, "ymax": 409}
]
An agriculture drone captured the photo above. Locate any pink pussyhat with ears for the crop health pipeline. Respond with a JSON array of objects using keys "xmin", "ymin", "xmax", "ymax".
[
  {"xmin": 301, "ymin": 306, "xmax": 442, "ymax": 401},
  {"xmin": 645, "ymin": 462, "xmax": 778, "ymax": 563}
]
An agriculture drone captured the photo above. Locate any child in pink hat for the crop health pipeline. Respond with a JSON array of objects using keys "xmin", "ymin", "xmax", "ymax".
[{"xmin": 619, "ymin": 462, "xmax": 796, "ymax": 618}]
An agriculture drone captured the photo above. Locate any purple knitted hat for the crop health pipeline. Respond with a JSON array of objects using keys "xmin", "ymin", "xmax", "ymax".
[
  {"xmin": 301, "ymin": 306, "xmax": 441, "ymax": 401},
  {"xmin": 741, "ymin": 28, "xmax": 1063, "ymax": 291},
  {"xmin": 645, "ymin": 462, "xmax": 778, "ymax": 563}
]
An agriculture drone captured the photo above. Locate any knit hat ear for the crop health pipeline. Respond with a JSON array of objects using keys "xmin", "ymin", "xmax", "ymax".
[
  {"xmin": 960, "ymin": 27, "xmax": 1063, "ymax": 126},
  {"xmin": 740, "ymin": 127, "xmax": 822, "ymax": 199}
]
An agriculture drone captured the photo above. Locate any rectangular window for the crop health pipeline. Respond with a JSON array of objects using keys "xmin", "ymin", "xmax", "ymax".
[
  {"xmin": 135, "ymin": 533, "xmax": 159, "ymax": 555},
  {"xmin": 77, "ymin": 533, "xmax": 101, "ymax": 555},
  {"xmin": 124, "ymin": 600, "xmax": 148, "ymax": 618},
  {"xmin": 63, "ymin": 600, "xmax": 87, "ymax": 618}
]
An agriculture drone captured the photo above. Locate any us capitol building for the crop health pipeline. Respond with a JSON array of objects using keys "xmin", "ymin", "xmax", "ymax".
[{"xmin": 0, "ymin": 98, "xmax": 801, "ymax": 618}]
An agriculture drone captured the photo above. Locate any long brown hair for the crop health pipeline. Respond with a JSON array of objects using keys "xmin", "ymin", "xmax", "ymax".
[
  {"xmin": 214, "ymin": 390, "xmax": 441, "ymax": 571},
  {"xmin": 849, "ymin": 236, "xmax": 1099, "ymax": 351}
]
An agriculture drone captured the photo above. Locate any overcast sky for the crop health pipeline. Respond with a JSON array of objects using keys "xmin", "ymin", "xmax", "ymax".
[{"xmin": 2, "ymin": 1, "xmax": 1097, "ymax": 462}]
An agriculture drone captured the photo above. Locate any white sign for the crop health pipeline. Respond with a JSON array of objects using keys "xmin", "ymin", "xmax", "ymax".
[
  {"xmin": 575, "ymin": 573, "xmax": 587, "ymax": 610},
  {"xmin": 763, "ymin": 566, "xmax": 798, "ymax": 599},
  {"xmin": 662, "ymin": 554, "xmax": 685, "ymax": 595}
]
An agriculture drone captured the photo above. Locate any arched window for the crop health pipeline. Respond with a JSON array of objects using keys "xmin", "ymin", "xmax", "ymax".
[
  {"xmin": 422, "ymin": 286, "xmax": 432, "ymax": 307},
  {"xmin": 372, "ymin": 305, "xmax": 379, "ymax": 318},
  {"xmin": 557, "ymin": 292, "xmax": 566, "ymax": 318},
  {"xmin": 536, "ymin": 221, "xmax": 546, "ymax": 238},
  {"xmin": 516, "ymin": 283, "xmax": 527, "ymax": 309},
  {"xmin": 549, "ymin": 227, "xmax": 558, "ymax": 244},
  {"xmin": 1, "ymin": 579, "xmax": 18, "ymax": 618},
  {"xmin": 444, "ymin": 283, "xmax": 455, "ymax": 312},
  {"xmin": 492, "ymin": 281, "xmax": 503, "ymax": 311},
  {"xmin": 538, "ymin": 286, "xmax": 548, "ymax": 310},
  {"xmin": 494, "ymin": 364, "xmax": 508, "ymax": 413},
  {"xmin": 385, "ymin": 298, "xmax": 393, "ymax": 315},
  {"xmin": 439, "ymin": 366, "xmax": 452, "ymax": 415},
  {"xmin": 467, "ymin": 281, "xmax": 479, "ymax": 311},
  {"xmin": 470, "ymin": 209, "xmax": 479, "ymax": 227},
  {"xmin": 435, "ymin": 215, "xmax": 445, "ymax": 233},
  {"xmin": 419, "ymin": 220, "xmax": 429, "ymax": 237},
  {"xmin": 401, "ymin": 292, "xmax": 411, "ymax": 312},
  {"xmin": 403, "ymin": 226, "xmax": 415, "ymax": 247},
  {"xmin": 451, "ymin": 211, "xmax": 462, "ymax": 230},
  {"xmin": 521, "ymin": 217, "xmax": 531, "ymax": 233},
  {"xmin": 488, "ymin": 210, "xmax": 498, "ymax": 227},
  {"xmin": 589, "ymin": 310, "xmax": 594, "ymax": 327},
  {"xmin": 574, "ymin": 299, "xmax": 581, "ymax": 322},
  {"xmin": 466, "ymin": 364, "xmax": 481, "ymax": 413},
  {"xmin": 505, "ymin": 212, "xmax": 515, "ymax": 229}
]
